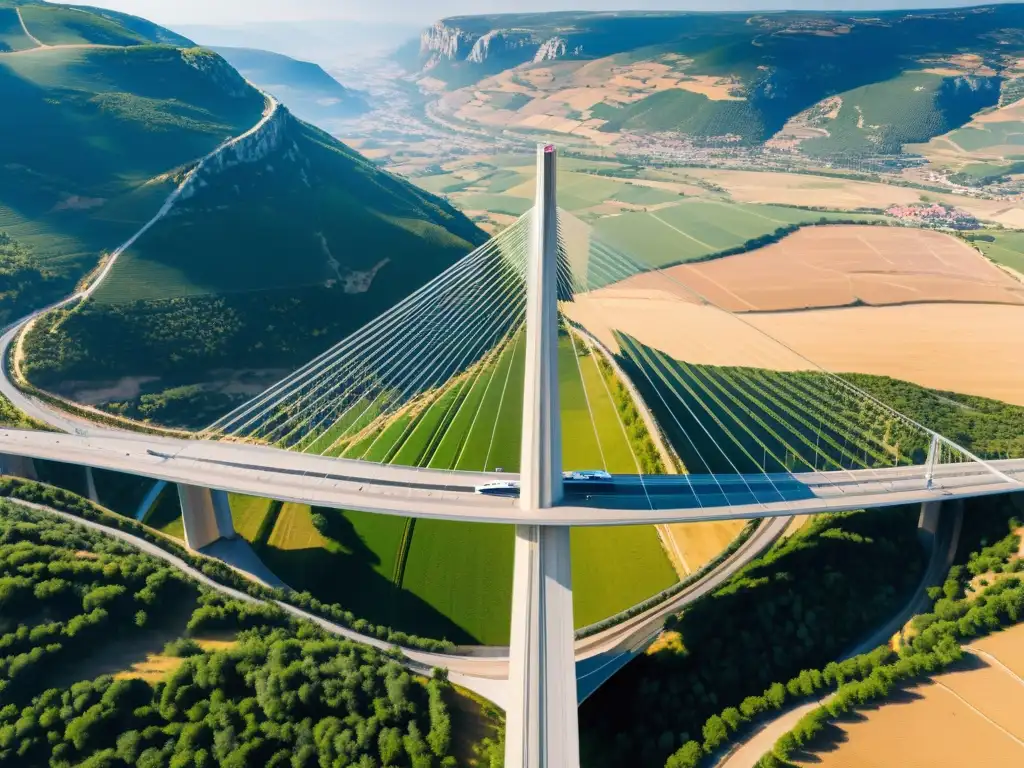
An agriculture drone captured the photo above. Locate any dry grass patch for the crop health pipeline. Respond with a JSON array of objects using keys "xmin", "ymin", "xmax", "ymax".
[
  {"xmin": 684, "ymin": 168, "xmax": 924, "ymax": 208},
  {"xmin": 666, "ymin": 521, "xmax": 747, "ymax": 573},
  {"xmin": 565, "ymin": 281, "xmax": 1024, "ymax": 405},
  {"xmin": 116, "ymin": 634, "xmax": 240, "ymax": 684}
]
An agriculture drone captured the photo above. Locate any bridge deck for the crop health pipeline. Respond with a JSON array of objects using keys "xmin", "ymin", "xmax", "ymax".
[{"xmin": 2, "ymin": 430, "xmax": 1020, "ymax": 525}]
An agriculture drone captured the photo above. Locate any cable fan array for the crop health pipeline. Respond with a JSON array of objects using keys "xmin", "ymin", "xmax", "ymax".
[
  {"xmin": 555, "ymin": 208, "xmax": 1006, "ymax": 492},
  {"xmin": 202, "ymin": 212, "xmax": 535, "ymax": 455}
]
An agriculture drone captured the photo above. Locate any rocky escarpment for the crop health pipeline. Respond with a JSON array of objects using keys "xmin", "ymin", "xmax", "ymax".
[
  {"xmin": 419, "ymin": 20, "xmax": 580, "ymax": 70},
  {"xmin": 467, "ymin": 29, "xmax": 534, "ymax": 63},
  {"xmin": 179, "ymin": 102, "xmax": 292, "ymax": 201}
]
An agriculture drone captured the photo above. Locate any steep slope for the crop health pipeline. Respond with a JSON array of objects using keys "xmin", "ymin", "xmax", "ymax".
[
  {"xmin": 21, "ymin": 107, "xmax": 486, "ymax": 427},
  {"xmin": 18, "ymin": 110, "xmax": 484, "ymax": 428},
  {"xmin": 0, "ymin": 38, "xmax": 265, "ymax": 323},
  {"xmin": 1, "ymin": 1, "xmax": 486, "ymax": 428},
  {"xmin": 402, "ymin": 6, "xmax": 1023, "ymax": 148},
  {"xmin": 214, "ymin": 46, "xmax": 370, "ymax": 127}
]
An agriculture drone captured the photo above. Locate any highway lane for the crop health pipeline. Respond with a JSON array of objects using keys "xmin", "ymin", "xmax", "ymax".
[{"xmin": 2, "ymin": 429, "xmax": 1021, "ymax": 525}]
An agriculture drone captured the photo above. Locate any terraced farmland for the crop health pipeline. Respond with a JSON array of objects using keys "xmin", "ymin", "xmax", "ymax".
[{"xmin": 257, "ymin": 327, "xmax": 678, "ymax": 644}]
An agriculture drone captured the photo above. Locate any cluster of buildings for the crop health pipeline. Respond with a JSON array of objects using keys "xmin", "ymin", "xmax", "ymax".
[{"xmin": 885, "ymin": 202, "xmax": 981, "ymax": 230}]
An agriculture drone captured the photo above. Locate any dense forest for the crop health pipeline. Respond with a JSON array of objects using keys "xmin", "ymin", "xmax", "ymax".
[
  {"xmin": 0, "ymin": 497, "xmax": 500, "ymax": 766},
  {"xmin": 580, "ymin": 492, "xmax": 1023, "ymax": 768},
  {"xmin": 0, "ymin": 232, "xmax": 66, "ymax": 328},
  {"xmin": 580, "ymin": 503, "xmax": 928, "ymax": 767}
]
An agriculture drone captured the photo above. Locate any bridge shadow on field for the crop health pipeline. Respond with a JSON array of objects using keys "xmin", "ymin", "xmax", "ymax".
[{"xmin": 258, "ymin": 509, "xmax": 478, "ymax": 645}]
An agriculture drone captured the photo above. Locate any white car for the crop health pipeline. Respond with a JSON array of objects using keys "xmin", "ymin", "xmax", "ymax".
[
  {"xmin": 474, "ymin": 480, "xmax": 522, "ymax": 496},
  {"xmin": 563, "ymin": 470, "xmax": 613, "ymax": 482}
]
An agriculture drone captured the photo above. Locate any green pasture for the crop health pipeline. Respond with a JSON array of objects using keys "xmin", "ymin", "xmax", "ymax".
[
  {"xmin": 228, "ymin": 493, "xmax": 273, "ymax": 541},
  {"xmin": 949, "ymin": 120, "xmax": 1024, "ymax": 153},
  {"xmin": 971, "ymin": 230, "xmax": 1024, "ymax": 274},
  {"xmin": 455, "ymin": 193, "xmax": 533, "ymax": 216},
  {"xmin": 17, "ymin": 4, "xmax": 148, "ymax": 46},
  {"xmin": 610, "ymin": 184, "xmax": 682, "ymax": 206},
  {"xmin": 593, "ymin": 199, "xmax": 887, "ymax": 271},
  {"xmin": 261, "ymin": 330, "xmax": 676, "ymax": 644}
]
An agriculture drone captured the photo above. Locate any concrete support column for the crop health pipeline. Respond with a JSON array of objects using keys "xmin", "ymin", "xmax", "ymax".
[
  {"xmin": 918, "ymin": 500, "xmax": 943, "ymax": 549},
  {"xmin": 84, "ymin": 466, "xmax": 99, "ymax": 503},
  {"xmin": 506, "ymin": 525, "xmax": 578, "ymax": 767},
  {"xmin": 177, "ymin": 484, "xmax": 235, "ymax": 551},
  {"xmin": 0, "ymin": 453, "xmax": 37, "ymax": 481},
  {"xmin": 505, "ymin": 144, "xmax": 579, "ymax": 768}
]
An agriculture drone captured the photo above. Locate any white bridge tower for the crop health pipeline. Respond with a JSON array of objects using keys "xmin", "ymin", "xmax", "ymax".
[{"xmin": 505, "ymin": 144, "xmax": 580, "ymax": 767}]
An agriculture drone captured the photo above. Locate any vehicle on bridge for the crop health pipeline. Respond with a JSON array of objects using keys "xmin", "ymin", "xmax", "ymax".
[{"xmin": 474, "ymin": 470, "xmax": 613, "ymax": 496}]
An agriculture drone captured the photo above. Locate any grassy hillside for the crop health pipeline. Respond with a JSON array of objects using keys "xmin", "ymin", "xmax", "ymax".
[
  {"xmin": 409, "ymin": 6, "xmax": 1024, "ymax": 145},
  {"xmin": 21, "ymin": 106, "xmax": 486, "ymax": 427},
  {"xmin": 0, "ymin": 38, "xmax": 266, "ymax": 323},
  {"xmin": 63, "ymin": 3, "xmax": 194, "ymax": 46},
  {"xmin": 16, "ymin": 2, "xmax": 152, "ymax": 46},
  {"xmin": 801, "ymin": 71, "xmax": 1002, "ymax": 155},
  {"xmin": 1, "ymin": 1, "xmax": 485, "ymax": 426},
  {"xmin": 0, "ymin": 6, "xmax": 32, "ymax": 51},
  {"xmin": 617, "ymin": 337, "xmax": 1024, "ymax": 477},
  {"xmin": 214, "ymin": 46, "xmax": 370, "ymax": 127}
]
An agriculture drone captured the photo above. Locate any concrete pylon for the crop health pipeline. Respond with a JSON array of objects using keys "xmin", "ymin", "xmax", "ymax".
[
  {"xmin": 505, "ymin": 144, "xmax": 579, "ymax": 768},
  {"xmin": 917, "ymin": 500, "xmax": 943, "ymax": 549},
  {"xmin": 0, "ymin": 453, "xmax": 37, "ymax": 481},
  {"xmin": 177, "ymin": 484, "xmax": 236, "ymax": 550},
  {"xmin": 84, "ymin": 466, "xmax": 99, "ymax": 503}
]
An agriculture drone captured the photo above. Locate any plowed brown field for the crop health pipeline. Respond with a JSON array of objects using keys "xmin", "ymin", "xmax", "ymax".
[
  {"xmin": 797, "ymin": 624, "xmax": 1024, "ymax": 768},
  {"xmin": 665, "ymin": 226, "xmax": 1024, "ymax": 312},
  {"xmin": 563, "ymin": 226, "xmax": 1024, "ymax": 404}
]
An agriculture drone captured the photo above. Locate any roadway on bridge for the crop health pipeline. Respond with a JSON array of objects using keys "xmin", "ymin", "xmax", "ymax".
[{"xmin": 2, "ymin": 429, "xmax": 1021, "ymax": 525}]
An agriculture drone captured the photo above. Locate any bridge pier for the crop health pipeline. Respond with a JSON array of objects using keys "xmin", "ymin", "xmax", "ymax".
[
  {"xmin": 0, "ymin": 453, "xmax": 37, "ymax": 481},
  {"xmin": 917, "ymin": 500, "xmax": 942, "ymax": 549},
  {"xmin": 177, "ymin": 484, "xmax": 235, "ymax": 550},
  {"xmin": 505, "ymin": 143, "xmax": 580, "ymax": 768},
  {"xmin": 84, "ymin": 466, "xmax": 99, "ymax": 503}
]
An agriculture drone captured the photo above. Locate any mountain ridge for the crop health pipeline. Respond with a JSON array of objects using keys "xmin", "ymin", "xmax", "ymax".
[
  {"xmin": 399, "ymin": 5, "xmax": 1024, "ymax": 148},
  {"xmin": 4, "ymin": 0, "xmax": 487, "ymax": 428}
]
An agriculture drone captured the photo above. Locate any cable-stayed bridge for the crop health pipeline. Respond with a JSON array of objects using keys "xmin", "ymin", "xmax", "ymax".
[{"xmin": 1, "ymin": 144, "xmax": 1023, "ymax": 768}]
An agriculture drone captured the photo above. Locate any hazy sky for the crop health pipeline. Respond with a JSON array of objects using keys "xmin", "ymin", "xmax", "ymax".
[{"xmin": 64, "ymin": 0, "xmax": 1022, "ymax": 26}]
